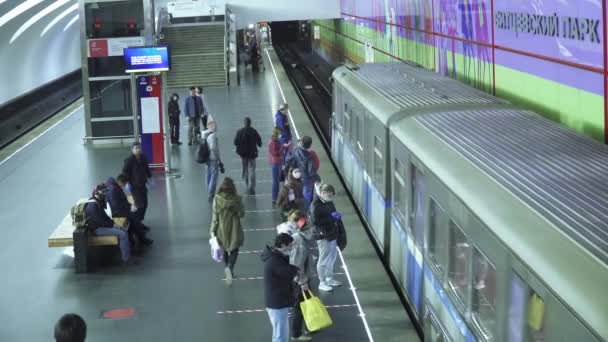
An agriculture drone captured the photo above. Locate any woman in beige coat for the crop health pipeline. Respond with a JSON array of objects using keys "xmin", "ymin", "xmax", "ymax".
[{"xmin": 210, "ymin": 177, "xmax": 245, "ymax": 286}]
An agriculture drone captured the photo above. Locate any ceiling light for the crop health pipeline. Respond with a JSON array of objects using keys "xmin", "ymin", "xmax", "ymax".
[
  {"xmin": 62, "ymin": 14, "xmax": 78, "ymax": 31},
  {"xmin": 10, "ymin": 0, "xmax": 71, "ymax": 44},
  {"xmin": 0, "ymin": 0, "xmax": 44, "ymax": 29},
  {"xmin": 40, "ymin": 2, "xmax": 77, "ymax": 37}
]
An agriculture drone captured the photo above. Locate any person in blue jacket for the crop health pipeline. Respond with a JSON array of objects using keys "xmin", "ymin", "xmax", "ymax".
[{"xmin": 275, "ymin": 103, "xmax": 291, "ymax": 146}]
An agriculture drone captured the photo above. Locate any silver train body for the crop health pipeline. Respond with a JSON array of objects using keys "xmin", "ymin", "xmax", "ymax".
[{"xmin": 331, "ymin": 63, "xmax": 608, "ymax": 342}]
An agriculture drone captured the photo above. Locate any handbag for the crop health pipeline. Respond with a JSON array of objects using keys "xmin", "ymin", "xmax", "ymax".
[
  {"xmin": 209, "ymin": 236, "xmax": 223, "ymax": 263},
  {"xmin": 336, "ymin": 220, "xmax": 347, "ymax": 251},
  {"xmin": 300, "ymin": 290, "xmax": 333, "ymax": 332}
]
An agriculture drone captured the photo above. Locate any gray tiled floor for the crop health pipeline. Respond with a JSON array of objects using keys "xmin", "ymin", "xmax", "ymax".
[{"xmin": 0, "ymin": 50, "xmax": 417, "ymax": 341}]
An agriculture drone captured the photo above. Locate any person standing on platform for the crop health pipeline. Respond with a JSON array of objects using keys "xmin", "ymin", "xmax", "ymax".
[
  {"xmin": 210, "ymin": 177, "xmax": 245, "ymax": 286},
  {"xmin": 311, "ymin": 184, "xmax": 342, "ymax": 292},
  {"xmin": 286, "ymin": 136, "xmax": 320, "ymax": 210},
  {"xmin": 276, "ymin": 168, "xmax": 305, "ymax": 216},
  {"xmin": 275, "ymin": 104, "xmax": 292, "ymax": 147},
  {"xmin": 203, "ymin": 120, "xmax": 222, "ymax": 202},
  {"xmin": 122, "ymin": 142, "xmax": 153, "ymax": 226},
  {"xmin": 184, "ymin": 86, "xmax": 204, "ymax": 145},
  {"xmin": 268, "ymin": 127, "xmax": 283, "ymax": 204},
  {"xmin": 196, "ymin": 86, "xmax": 209, "ymax": 130},
  {"xmin": 234, "ymin": 117, "xmax": 262, "ymax": 195},
  {"xmin": 168, "ymin": 93, "xmax": 182, "ymax": 145},
  {"xmin": 262, "ymin": 233, "xmax": 298, "ymax": 342}
]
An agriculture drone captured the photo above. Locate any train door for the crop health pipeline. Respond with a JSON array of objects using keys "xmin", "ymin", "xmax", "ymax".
[
  {"xmin": 331, "ymin": 87, "xmax": 344, "ymax": 169},
  {"xmin": 367, "ymin": 118, "xmax": 389, "ymax": 252},
  {"xmin": 407, "ymin": 162, "xmax": 426, "ymax": 314},
  {"xmin": 350, "ymin": 106, "xmax": 366, "ymax": 206},
  {"xmin": 341, "ymin": 104, "xmax": 355, "ymax": 191},
  {"xmin": 390, "ymin": 146, "xmax": 409, "ymax": 298}
]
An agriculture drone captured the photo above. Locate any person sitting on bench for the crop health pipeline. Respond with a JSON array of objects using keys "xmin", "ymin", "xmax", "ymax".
[
  {"xmin": 106, "ymin": 175, "xmax": 153, "ymax": 246},
  {"xmin": 85, "ymin": 184, "xmax": 130, "ymax": 263}
]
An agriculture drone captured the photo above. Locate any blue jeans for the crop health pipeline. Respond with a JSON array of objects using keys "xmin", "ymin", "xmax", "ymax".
[
  {"xmin": 206, "ymin": 160, "xmax": 219, "ymax": 199},
  {"xmin": 267, "ymin": 307, "xmax": 289, "ymax": 342},
  {"xmin": 317, "ymin": 239, "xmax": 338, "ymax": 283},
  {"xmin": 95, "ymin": 227, "xmax": 130, "ymax": 262},
  {"xmin": 271, "ymin": 163, "xmax": 281, "ymax": 201},
  {"xmin": 302, "ymin": 178, "xmax": 313, "ymax": 210}
]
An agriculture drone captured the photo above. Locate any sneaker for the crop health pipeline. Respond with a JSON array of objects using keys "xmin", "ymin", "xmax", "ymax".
[
  {"xmin": 140, "ymin": 237, "xmax": 154, "ymax": 246},
  {"xmin": 177, "ymin": 141, "xmax": 183, "ymax": 146},
  {"xmin": 291, "ymin": 335, "xmax": 313, "ymax": 341},
  {"xmin": 318, "ymin": 282, "xmax": 333, "ymax": 292},
  {"xmin": 225, "ymin": 267, "xmax": 233, "ymax": 286},
  {"xmin": 327, "ymin": 279, "xmax": 342, "ymax": 287}
]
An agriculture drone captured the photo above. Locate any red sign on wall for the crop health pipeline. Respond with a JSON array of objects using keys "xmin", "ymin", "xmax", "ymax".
[{"xmin": 88, "ymin": 39, "xmax": 108, "ymax": 57}]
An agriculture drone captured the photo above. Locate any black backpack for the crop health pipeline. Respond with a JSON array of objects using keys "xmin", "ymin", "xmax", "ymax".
[{"xmin": 196, "ymin": 134, "xmax": 211, "ymax": 164}]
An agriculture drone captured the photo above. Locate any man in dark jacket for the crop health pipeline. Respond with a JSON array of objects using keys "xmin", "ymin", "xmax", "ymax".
[
  {"xmin": 168, "ymin": 93, "xmax": 182, "ymax": 145},
  {"xmin": 106, "ymin": 175, "xmax": 153, "ymax": 246},
  {"xmin": 122, "ymin": 142, "xmax": 152, "ymax": 225},
  {"xmin": 85, "ymin": 184, "xmax": 130, "ymax": 262},
  {"xmin": 311, "ymin": 184, "xmax": 342, "ymax": 292},
  {"xmin": 234, "ymin": 117, "xmax": 262, "ymax": 195},
  {"xmin": 286, "ymin": 136, "xmax": 320, "ymax": 210},
  {"xmin": 262, "ymin": 233, "xmax": 298, "ymax": 342}
]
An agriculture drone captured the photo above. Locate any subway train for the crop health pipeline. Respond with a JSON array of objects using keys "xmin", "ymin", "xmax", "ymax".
[{"xmin": 331, "ymin": 63, "xmax": 608, "ymax": 342}]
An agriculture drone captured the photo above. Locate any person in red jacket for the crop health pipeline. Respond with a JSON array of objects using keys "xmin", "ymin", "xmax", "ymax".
[
  {"xmin": 309, "ymin": 148, "xmax": 320, "ymax": 173},
  {"xmin": 268, "ymin": 127, "xmax": 283, "ymax": 204}
]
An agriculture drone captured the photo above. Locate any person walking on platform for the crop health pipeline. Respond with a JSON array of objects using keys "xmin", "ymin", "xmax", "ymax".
[
  {"xmin": 168, "ymin": 93, "xmax": 182, "ymax": 145},
  {"xmin": 276, "ymin": 168, "xmax": 305, "ymax": 216},
  {"xmin": 268, "ymin": 127, "xmax": 283, "ymax": 204},
  {"xmin": 85, "ymin": 184, "xmax": 130, "ymax": 263},
  {"xmin": 196, "ymin": 86, "xmax": 209, "ymax": 130},
  {"xmin": 262, "ymin": 233, "xmax": 298, "ymax": 342},
  {"xmin": 287, "ymin": 210, "xmax": 315, "ymax": 341},
  {"xmin": 210, "ymin": 177, "xmax": 245, "ymax": 286},
  {"xmin": 285, "ymin": 136, "xmax": 320, "ymax": 210},
  {"xmin": 54, "ymin": 313, "xmax": 86, "ymax": 342},
  {"xmin": 185, "ymin": 86, "xmax": 204, "ymax": 145},
  {"xmin": 122, "ymin": 142, "xmax": 153, "ymax": 226},
  {"xmin": 106, "ymin": 175, "xmax": 153, "ymax": 246},
  {"xmin": 203, "ymin": 120, "xmax": 222, "ymax": 202},
  {"xmin": 234, "ymin": 117, "xmax": 262, "ymax": 195},
  {"xmin": 311, "ymin": 184, "xmax": 342, "ymax": 292}
]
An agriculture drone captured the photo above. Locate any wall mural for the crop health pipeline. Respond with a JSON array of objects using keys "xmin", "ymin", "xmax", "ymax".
[{"xmin": 316, "ymin": 0, "xmax": 607, "ymax": 141}]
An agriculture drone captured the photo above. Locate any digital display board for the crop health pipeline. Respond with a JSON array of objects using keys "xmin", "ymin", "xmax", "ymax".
[{"xmin": 124, "ymin": 46, "xmax": 170, "ymax": 73}]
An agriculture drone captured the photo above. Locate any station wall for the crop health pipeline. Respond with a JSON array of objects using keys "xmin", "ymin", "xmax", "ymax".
[
  {"xmin": 312, "ymin": 0, "xmax": 606, "ymax": 141},
  {"xmin": 0, "ymin": 0, "xmax": 81, "ymax": 107}
]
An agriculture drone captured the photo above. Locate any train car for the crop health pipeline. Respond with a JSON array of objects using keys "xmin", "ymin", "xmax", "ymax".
[
  {"xmin": 390, "ymin": 107, "xmax": 608, "ymax": 341},
  {"xmin": 331, "ymin": 63, "xmax": 507, "ymax": 252}
]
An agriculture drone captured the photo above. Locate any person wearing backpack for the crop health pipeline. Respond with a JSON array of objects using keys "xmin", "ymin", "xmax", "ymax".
[
  {"xmin": 285, "ymin": 136, "xmax": 320, "ymax": 210},
  {"xmin": 84, "ymin": 184, "xmax": 130, "ymax": 263},
  {"xmin": 234, "ymin": 117, "xmax": 262, "ymax": 195},
  {"xmin": 311, "ymin": 184, "xmax": 341, "ymax": 292},
  {"xmin": 168, "ymin": 93, "xmax": 182, "ymax": 145},
  {"xmin": 210, "ymin": 177, "xmax": 245, "ymax": 286},
  {"xmin": 203, "ymin": 120, "xmax": 223, "ymax": 202}
]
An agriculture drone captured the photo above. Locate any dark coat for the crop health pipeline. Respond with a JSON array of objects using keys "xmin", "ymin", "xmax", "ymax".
[
  {"xmin": 276, "ymin": 172, "xmax": 304, "ymax": 211},
  {"xmin": 85, "ymin": 198, "xmax": 114, "ymax": 232},
  {"xmin": 106, "ymin": 177, "xmax": 130, "ymax": 217},
  {"xmin": 262, "ymin": 246, "xmax": 299, "ymax": 309},
  {"xmin": 122, "ymin": 154, "xmax": 151, "ymax": 187},
  {"xmin": 168, "ymin": 94, "xmax": 180, "ymax": 119},
  {"xmin": 289, "ymin": 147, "xmax": 319, "ymax": 182},
  {"xmin": 311, "ymin": 197, "xmax": 338, "ymax": 241},
  {"xmin": 234, "ymin": 126, "xmax": 262, "ymax": 159}
]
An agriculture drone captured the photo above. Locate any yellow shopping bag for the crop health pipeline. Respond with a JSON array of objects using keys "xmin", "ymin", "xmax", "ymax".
[
  {"xmin": 528, "ymin": 293, "xmax": 545, "ymax": 331},
  {"xmin": 300, "ymin": 290, "xmax": 333, "ymax": 332}
]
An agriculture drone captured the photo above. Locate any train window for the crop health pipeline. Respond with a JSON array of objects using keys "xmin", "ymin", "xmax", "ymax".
[
  {"xmin": 373, "ymin": 136, "xmax": 384, "ymax": 188},
  {"xmin": 393, "ymin": 159, "xmax": 407, "ymax": 224},
  {"xmin": 447, "ymin": 221, "xmax": 470, "ymax": 310},
  {"xmin": 471, "ymin": 248, "xmax": 497, "ymax": 341},
  {"xmin": 508, "ymin": 274, "xmax": 526, "ymax": 342},
  {"xmin": 410, "ymin": 165, "xmax": 426, "ymax": 247},
  {"xmin": 428, "ymin": 200, "xmax": 447, "ymax": 278},
  {"xmin": 356, "ymin": 115, "xmax": 364, "ymax": 154},
  {"xmin": 343, "ymin": 111, "xmax": 351, "ymax": 139}
]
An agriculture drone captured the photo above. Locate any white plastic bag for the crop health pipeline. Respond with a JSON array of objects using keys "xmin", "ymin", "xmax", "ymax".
[{"xmin": 209, "ymin": 236, "xmax": 223, "ymax": 263}]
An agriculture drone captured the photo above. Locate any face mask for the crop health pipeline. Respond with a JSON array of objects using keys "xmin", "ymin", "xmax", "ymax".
[{"xmin": 292, "ymin": 171, "xmax": 301, "ymax": 179}]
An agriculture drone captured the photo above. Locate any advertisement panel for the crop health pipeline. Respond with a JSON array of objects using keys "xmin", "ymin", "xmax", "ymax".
[
  {"xmin": 87, "ymin": 37, "xmax": 145, "ymax": 58},
  {"xmin": 136, "ymin": 75, "xmax": 165, "ymax": 168}
]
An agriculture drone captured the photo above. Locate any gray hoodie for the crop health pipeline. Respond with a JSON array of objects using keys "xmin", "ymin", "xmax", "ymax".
[
  {"xmin": 202, "ymin": 129, "xmax": 220, "ymax": 161},
  {"xmin": 290, "ymin": 229, "xmax": 316, "ymax": 286}
]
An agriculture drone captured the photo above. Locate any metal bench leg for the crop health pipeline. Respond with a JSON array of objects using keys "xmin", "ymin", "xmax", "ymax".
[{"xmin": 73, "ymin": 227, "xmax": 89, "ymax": 273}]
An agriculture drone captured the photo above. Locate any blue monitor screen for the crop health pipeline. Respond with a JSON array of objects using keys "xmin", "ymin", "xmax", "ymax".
[{"xmin": 124, "ymin": 46, "xmax": 170, "ymax": 73}]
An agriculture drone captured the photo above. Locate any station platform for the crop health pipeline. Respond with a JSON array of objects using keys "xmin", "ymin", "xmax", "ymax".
[{"xmin": 0, "ymin": 48, "xmax": 418, "ymax": 341}]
